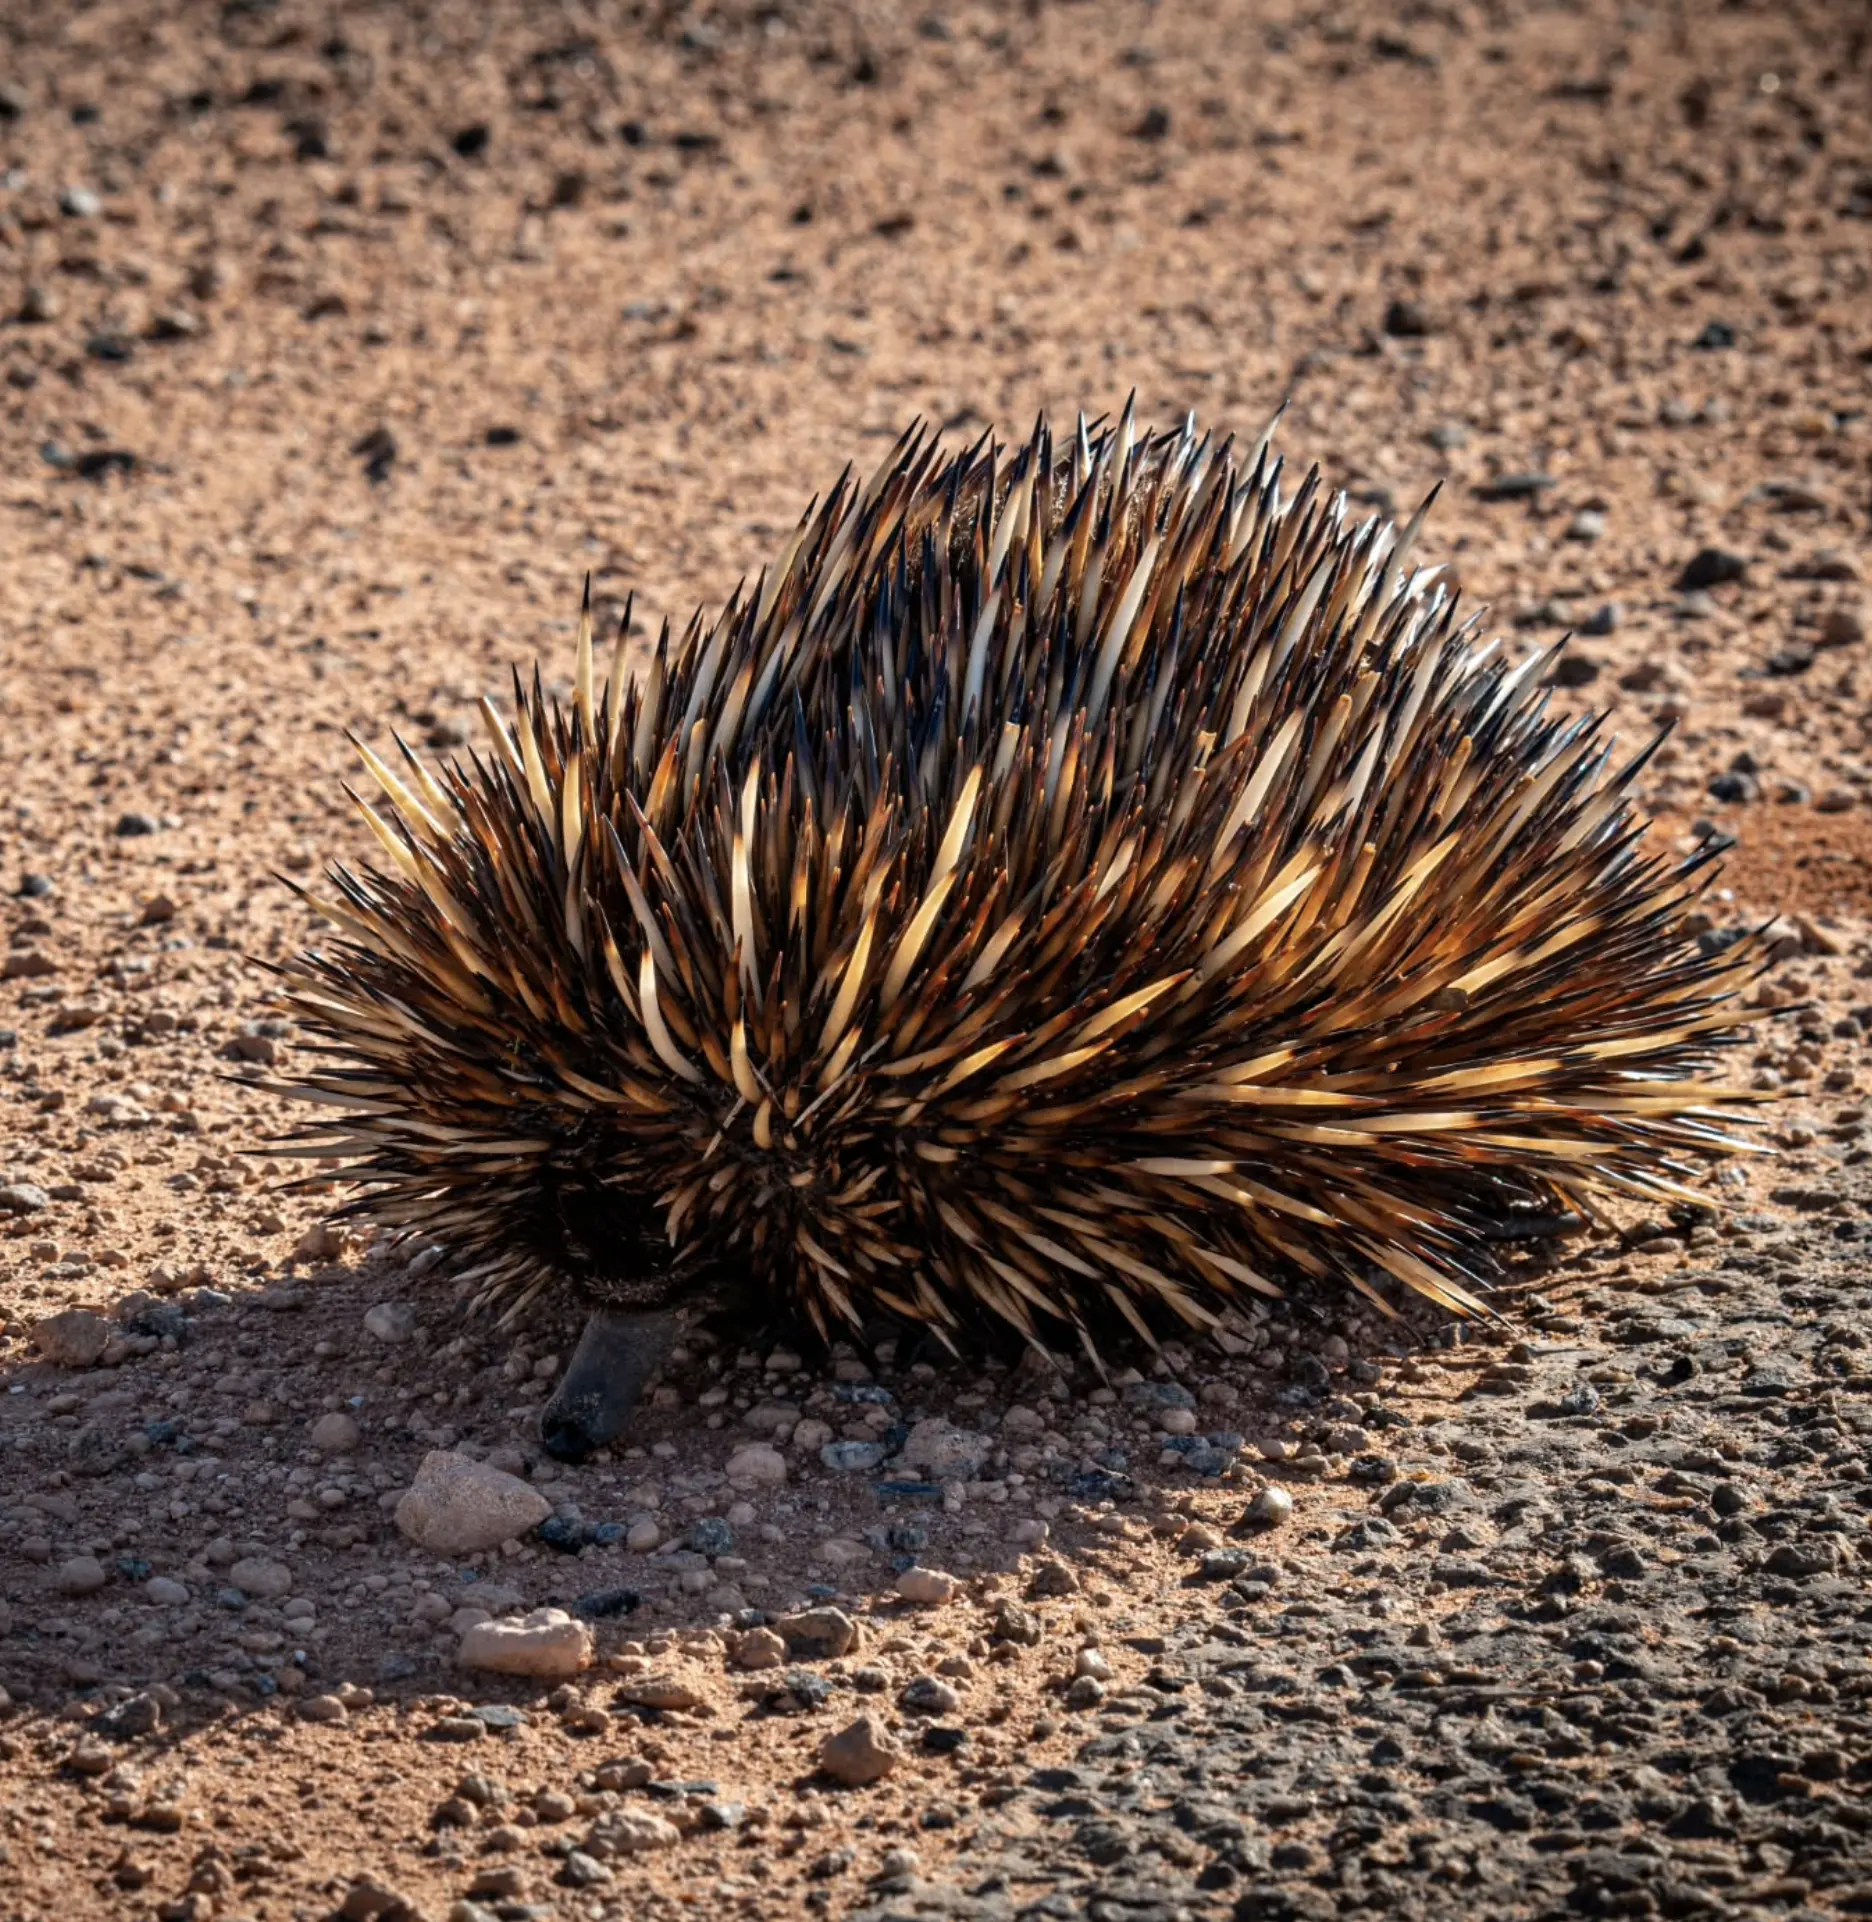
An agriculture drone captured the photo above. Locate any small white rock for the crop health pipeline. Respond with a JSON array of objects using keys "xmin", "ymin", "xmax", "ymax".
[
  {"xmin": 1158, "ymin": 1406, "xmax": 1199, "ymax": 1436},
  {"xmin": 586, "ymin": 1809, "xmax": 681, "ymax": 1854},
  {"xmin": 894, "ymin": 1566, "xmax": 960, "ymax": 1606},
  {"xmin": 395, "ymin": 1449, "xmax": 552, "ymax": 1555},
  {"xmin": 1246, "ymin": 1485, "xmax": 1295, "ymax": 1527},
  {"xmin": 458, "ymin": 1607, "xmax": 593, "ymax": 1679},
  {"xmin": 724, "ymin": 1443, "xmax": 787, "ymax": 1488}
]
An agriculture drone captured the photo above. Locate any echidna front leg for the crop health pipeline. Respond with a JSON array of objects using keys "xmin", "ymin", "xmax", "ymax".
[{"xmin": 539, "ymin": 1307, "xmax": 682, "ymax": 1461}]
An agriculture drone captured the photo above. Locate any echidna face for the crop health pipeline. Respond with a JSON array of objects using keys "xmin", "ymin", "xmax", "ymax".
[
  {"xmin": 531, "ymin": 1171, "xmax": 694, "ymax": 1311},
  {"xmin": 279, "ymin": 407, "xmax": 1766, "ymax": 1449}
]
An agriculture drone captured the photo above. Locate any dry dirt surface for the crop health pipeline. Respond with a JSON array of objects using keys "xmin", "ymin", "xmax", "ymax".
[{"xmin": 3, "ymin": 0, "xmax": 1872, "ymax": 1919}]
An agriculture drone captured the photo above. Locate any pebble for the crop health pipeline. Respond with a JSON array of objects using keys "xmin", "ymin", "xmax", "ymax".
[
  {"xmin": 733, "ymin": 1627, "xmax": 786, "ymax": 1670},
  {"xmin": 32, "ymin": 1308, "xmax": 112, "ymax": 1367},
  {"xmin": 777, "ymin": 1607, "xmax": 857, "ymax": 1659},
  {"xmin": 1677, "ymin": 547, "xmax": 1747, "ymax": 590},
  {"xmin": 989, "ymin": 1598, "xmax": 1042, "ymax": 1646},
  {"xmin": 395, "ymin": 1450, "xmax": 552, "ymax": 1554},
  {"xmin": 228, "ymin": 1557, "xmax": 293, "ymax": 1600},
  {"xmin": 894, "ymin": 1565, "xmax": 960, "ymax": 1605},
  {"xmin": 144, "ymin": 1577, "xmax": 189, "ymax": 1606},
  {"xmin": 821, "ymin": 1439, "xmax": 887, "ymax": 1472},
  {"xmin": 819, "ymin": 1714, "xmax": 901, "ymax": 1787},
  {"xmin": 310, "ymin": 1412, "xmax": 361, "ymax": 1453},
  {"xmin": 57, "ymin": 1555, "xmax": 108, "ymax": 1596},
  {"xmin": 338, "ymin": 1879, "xmax": 410, "ymax": 1921},
  {"xmin": 297, "ymin": 1694, "xmax": 348, "ymax": 1725},
  {"xmin": 458, "ymin": 1607, "xmax": 593, "ymax": 1679},
  {"xmin": 1821, "ymin": 606, "xmax": 1865, "ymax": 648},
  {"xmin": 899, "ymin": 1675, "xmax": 961, "ymax": 1715},
  {"xmin": 363, "ymin": 1301, "xmax": 417, "ymax": 1342},
  {"xmin": 898, "ymin": 1417, "xmax": 991, "ymax": 1481},
  {"xmin": 585, "ymin": 1808, "xmax": 681, "ymax": 1853},
  {"xmin": 0, "ymin": 1182, "xmax": 51, "ymax": 1214},
  {"xmin": 1245, "ymin": 1485, "xmax": 1296, "ymax": 1527},
  {"xmin": 615, "ymin": 1674, "xmax": 702, "ymax": 1711},
  {"xmin": 724, "ymin": 1442, "xmax": 787, "ymax": 1486},
  {"xmin": 59, "ymin": 184, "xmax": 102, "ymax": 218}
]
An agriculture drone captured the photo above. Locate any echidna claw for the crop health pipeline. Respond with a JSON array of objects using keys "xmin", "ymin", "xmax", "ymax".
[{"xmin": 540, "ymin": 1306, "xmax": 682, "ymax": 1462}]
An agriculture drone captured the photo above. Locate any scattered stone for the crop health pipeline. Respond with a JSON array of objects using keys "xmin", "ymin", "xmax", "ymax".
[
  {"xmin": 297, "ymin": 1694, "xmax": 348, "ymax": 1725},
  {"xmin": 97, "ymin": 1693, "xmax": 162, "ymax": 1739},
  {"xmin": 1677, "ymin": 547, "xmax": 1747, "ymax": 590},
  {"xmin": 56, "ymin": 1556, "xmax": 108, "ymax": 1596},
  {"xmin": 989, "ymin": 1598, "xmax": 1043, "ymax": 1646},
  {"xmin": 819, "ymin": 1714, "xmax": 901, "ymax": 1787},
  {"xmin": 614, "ymin": 1674, "xmax": 702, "ymax": 1711},
  {"xmin": 1244, "ymin": 1485, "xmax": 1296, "ymax": 1527},
  {"xmin": 1820, "ymin": 606, "xmax": 1865, "ymax": 648},
  {"xmin": 459, "ymin": 1608, "xmax": 593, "ymax": 1679},
  {"xmin": 734, "ymin": 1627, "xmax": 786, "ymax": 1669},
  {"xmin": 899, "ymin": 1675, "xmax": 961, "ymax": 1715},
  {"xmin": 396, "ymin": 1450, "xmax": 553, "ymax": 1554},
  {"xmin": 33, "ymin": 1308, "xmax": 112, "ymax": 1366},
  {"xmin": 363, "ymin": 1300, "xmax": 417, "ymax": 1342},
  {"xmin": 228, "ymin": 1558, "xmax": 293, "ymax": 1600},
  {"xmin": 310, "ymin": 1411, "xmax": 361, "ymax": 1452},
  {"xmin": 585, "ymin": 1808, "xmax": 681, "ymax": 1853},
  {"xmin": 337, "ymin": 1878, "xmax": 411, "ymax": 1921},
  {"xmin": 897, "ymin": 1418, "xmax": 990, "ymax": 1481},
  {"xmin": 724, "ymin": 1443, "xmax": 787, "ymax": 1487},
  {"xmin": 144, "ymin": 1577, "xmax": 189, "ymax": 1606},
  {"xmin": 776, "ymin": 1607, "xmax": 857, "ymax": 1660},
  {"xmin": 894, "ymin": 1566, "xmax": 959, "ymax": 1606}
]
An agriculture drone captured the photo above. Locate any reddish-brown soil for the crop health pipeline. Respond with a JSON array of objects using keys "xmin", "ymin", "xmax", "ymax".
[{"xmin": 2, "ymin": 1, "xmax": 1870, "ymax": 1918}]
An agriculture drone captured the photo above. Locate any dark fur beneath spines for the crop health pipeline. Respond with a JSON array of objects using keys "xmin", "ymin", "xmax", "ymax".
[{"xmin": 276, "ymin": 407, "xmax": 1765, "ymax": 1356}]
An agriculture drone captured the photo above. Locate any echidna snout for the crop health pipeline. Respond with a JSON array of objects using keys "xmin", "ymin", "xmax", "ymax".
[{"xmin": 539, "ymin": 1305, "xmax": 683, "ymax": 1462}]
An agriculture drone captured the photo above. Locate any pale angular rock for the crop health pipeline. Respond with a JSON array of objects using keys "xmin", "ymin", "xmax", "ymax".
[
  {"xmin": 33, "ymin": 1309, "xmax": 112, "ymax": 1367},
  {"xmin": 395, "ymin": 1449, "xmax": 551, "ymax": 1554},
  {"xmin": 819, "ymin": 1714, "xmax": 900, "ymax": 1786},
  {"xmin": 776, "ymin": 1606, "xmax": 856, "ymax": 1660},
  {"xmin": 894, "ymin": 1565, "xmax": 959, "ymax": 1606},
  {"xmin": 459, "ymin": 1606, "xmax": 592, "ymax": 1678},
  {"xmin": 733, "ymin": 1626, "xmax": 786, "ymax": 1670},
  {"xmin": 584, "ymin": 1809, "xmax": 681, "ymax": 1854},
  {"xmin": 724, "ymin": 1442, "xmax": 787, "ymax": 1487},
  {"xmin": 614, "ymin": 1673, "xmax": 702, "ymax": 1711}
]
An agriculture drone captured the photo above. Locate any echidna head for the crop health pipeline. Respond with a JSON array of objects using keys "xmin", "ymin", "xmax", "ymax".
[
  {"xmin": 532, "ymin": 1169, "xmax": 690, "ymax": 1311},
  {"xmin": 529, "ymin": 1170, "xmax": 732, "ymax": 1461}
]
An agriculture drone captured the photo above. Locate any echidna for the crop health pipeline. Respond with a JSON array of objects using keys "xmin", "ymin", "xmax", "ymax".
[{"xmin": 278, "ymin": 408, "xmax": 1764, "ymax": 1459}]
